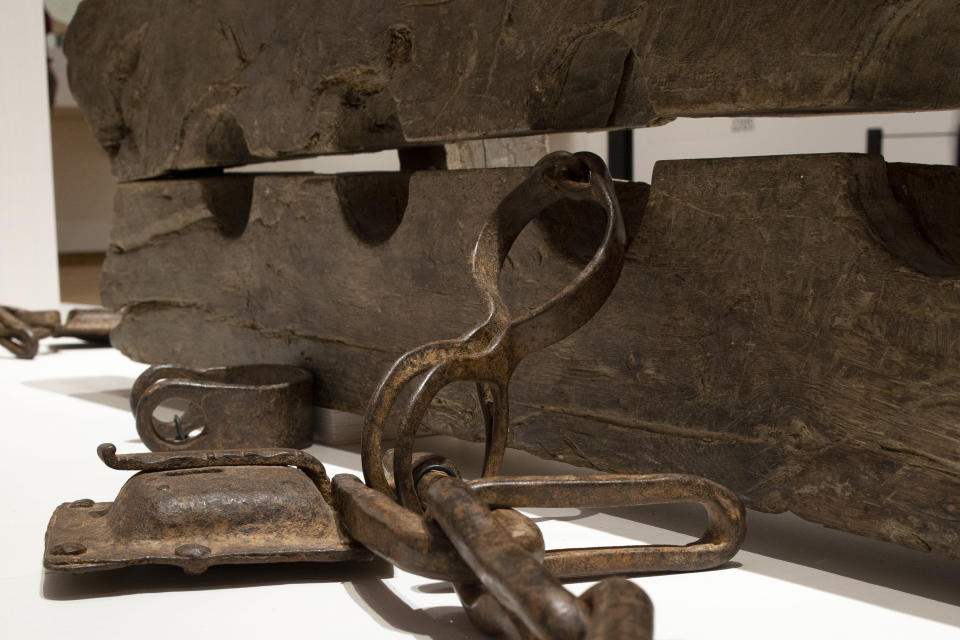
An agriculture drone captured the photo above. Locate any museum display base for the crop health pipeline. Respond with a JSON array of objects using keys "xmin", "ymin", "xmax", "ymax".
[{"xmin": 1, "ymin": 323, "xmax": 957, "ymax": 639}]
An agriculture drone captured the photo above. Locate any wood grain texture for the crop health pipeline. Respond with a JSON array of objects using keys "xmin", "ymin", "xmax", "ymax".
[
  {"xmin": 102, "ymin": 154, "xmax": 960, "ymax": 557},
  {"xmin": 66, "ymin": 0, "xmax": 960, "ymax": 180}
]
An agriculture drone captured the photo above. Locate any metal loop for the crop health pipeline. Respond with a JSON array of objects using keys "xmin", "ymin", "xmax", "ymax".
[
  {"xmin": 134, "ymin": 378, "xmax": 209, "ymax": 449},
  {"xmin": 130, "ymin": 364, "xmax": 314, "ymax": 451},
  {"xmin": 467, "ymin": 473, "xmax": 746, "ymax": 578}
]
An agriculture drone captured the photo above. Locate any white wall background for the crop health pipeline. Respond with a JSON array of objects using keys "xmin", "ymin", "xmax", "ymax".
[
  {"xmin": 233, "ymin": 150, "xmax": 401, "ymax": 174},
  {"xmin": 51, "ymin": 108, "xmax": 115, "ymax": 253},
  {"xmin": 631, "ymin": 111, "xmax": 960, "ymax": 183},
  {"xmin": 0, "ymin": 1, "xmax": 60, "ymax": 307}
]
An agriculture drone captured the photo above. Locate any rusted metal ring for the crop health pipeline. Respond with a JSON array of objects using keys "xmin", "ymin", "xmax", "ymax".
[
  {"xmin": 131, "ymin": 364, "xmax": 314, "ymax": 451},
  {"xmin": 362, "ymin": 151, "xmax": 627, "ymax": 511},
  {"xmin": 413, "ymin": 462, "xmax": 459, "ymax": 486}
]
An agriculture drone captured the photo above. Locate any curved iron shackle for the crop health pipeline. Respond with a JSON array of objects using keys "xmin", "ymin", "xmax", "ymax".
[{"xmin": 361, "ymin": 151, "xmax": 627, "ymax": 510}]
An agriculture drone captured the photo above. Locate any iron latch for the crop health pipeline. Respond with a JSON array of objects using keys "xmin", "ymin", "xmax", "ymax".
[{"xmin": 44, "ymin": 444, "xmax": 370, "ymax": 574}]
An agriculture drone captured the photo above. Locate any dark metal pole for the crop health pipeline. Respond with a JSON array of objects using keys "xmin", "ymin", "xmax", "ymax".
[
  {"xmin": 955, "ymin": 122, "xmax": 960, "ymax": 166},
  {"xmin": 607, "ymin": 130, "xmax": 633, "ymax": 180},
  {"xmin": 867, "ymin": 128, "xmax": 883, "ymax": 155}
]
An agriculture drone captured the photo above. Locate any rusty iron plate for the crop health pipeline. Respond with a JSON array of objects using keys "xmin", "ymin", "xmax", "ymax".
[{"xmin": 44, "ymin": 445, "xmax": 370, "ymax": 574}]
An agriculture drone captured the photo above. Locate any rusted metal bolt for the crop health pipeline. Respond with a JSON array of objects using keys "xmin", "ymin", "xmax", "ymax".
[
  {"xmin": 51, "ymin": 542, "xmax": 87, "ymax": 556},
  {"xmin": 175, "ymin": 544, "xmax": 211, "ymax": 558}
]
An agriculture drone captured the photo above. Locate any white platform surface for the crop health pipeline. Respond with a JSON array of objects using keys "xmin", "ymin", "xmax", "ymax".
[{"xmin": 1, "ymin": 339, "xmax": 958, "ymax": 639}]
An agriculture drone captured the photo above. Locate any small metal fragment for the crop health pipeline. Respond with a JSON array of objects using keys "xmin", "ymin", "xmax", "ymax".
[
  {"xmin": 50, "ymin": 543, "xmax": 87, "ymax": 556},
  {"xmin": 130, "ymin": 364, "xmax": 314, "ymax": 451},
  {"xmin": 0, "ymin": 305, "xmax": 119, "ymax": 359},
  {"xmin": 175, "ymin": 544, "xmax": 211, "ymax": 558}
]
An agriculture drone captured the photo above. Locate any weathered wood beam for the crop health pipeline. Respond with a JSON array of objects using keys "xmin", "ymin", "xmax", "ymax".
[
  {"xmin": 101, "ymin": 153, "xmax": 960, "ymax": 558},
  {"xmin": 66, "ymin": 0, "xmax": 960, "ymax": 180}
]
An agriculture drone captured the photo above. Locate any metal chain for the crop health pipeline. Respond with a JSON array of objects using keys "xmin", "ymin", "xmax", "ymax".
[
  {"xmin": 346, "ymin": 152, "xmax": 747, "ymax": 637},
  {"xmin": 333, "ymin": 455, "xmax": 745, "ymax": 639}
]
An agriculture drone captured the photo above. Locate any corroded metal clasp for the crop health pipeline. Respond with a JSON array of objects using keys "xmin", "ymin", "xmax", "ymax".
[
  {"xmin": 130, "ymin": 364, "xmax": 314, "ymax": 451},
  {"xmin": 44, "ymin": 444, "xmax": 368, "ymax": 574}
]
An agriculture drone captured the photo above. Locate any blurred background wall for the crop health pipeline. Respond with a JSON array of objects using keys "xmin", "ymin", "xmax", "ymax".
[{"xmin": 0, "ymin": 1, "xmax": 60, "ymax": 307}]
